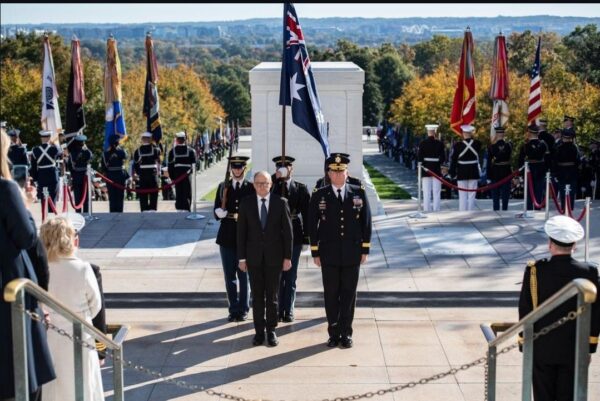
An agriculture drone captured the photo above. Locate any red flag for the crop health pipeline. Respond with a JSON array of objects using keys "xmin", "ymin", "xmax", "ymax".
[
  {"xmin": 527, "ymin": 37, "xmax": 542, "ymax": 125},
  {"xmin": 489, "ymin": 33, "xmax": 509, "ymax": 140},
  {"xmin": 450, "ymin": 28, "xmax": 476, "ymax": 137}
]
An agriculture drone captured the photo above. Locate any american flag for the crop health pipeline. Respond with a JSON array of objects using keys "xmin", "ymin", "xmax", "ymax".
[{"xmin": 527, "ymin": 37, "xmax": 542, "ymax": 124}]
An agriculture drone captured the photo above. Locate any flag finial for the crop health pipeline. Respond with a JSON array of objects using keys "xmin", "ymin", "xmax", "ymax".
[
  {"xmin": 109, "ymin": 33, "xmax": 114, "ymax": 40},
  {"xmin": 71, "ymin": 34, "xmax": 78, "ymax": 41},
  {"xmin": 466, "ymin": 26, "xmax": 471, "ymax": 31}
]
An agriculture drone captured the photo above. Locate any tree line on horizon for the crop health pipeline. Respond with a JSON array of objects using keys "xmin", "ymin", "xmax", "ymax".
[{"xmin": 0, "ymin": 23, "xmax": 598, "ymax": 157}]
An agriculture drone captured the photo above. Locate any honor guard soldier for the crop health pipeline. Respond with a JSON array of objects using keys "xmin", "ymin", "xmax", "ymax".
[
  {"xmin": 133, "ymin": 132, "xmax": 161, "ymax": 211},
  {"xmin": 101, "ymin": 138, "xmax": 128, "ymax": 212},
  {"xmin": 518, "ymin": 125, "xmax": 549, "ymax": 211},
  {"xmin": 214, "ymin": 156, "xmax": 255, "ymax": 322},
  {"xmin": 313, "ymin": 152, "xmax": 362, "ymax": 191},
  {"xmin": 449, "ymin": 124, "xmax": 482, "ymax": 211},
  {"xmin": 518, "ymin": 215, "xmax": 599, "ymax": 401},
  {"xmin": 486, "ymin": 127, "xmax": 513, "ymax": 211},
  {"xmin": 65, "ymin": 134, "xmax": 93, "ymax": 213},
  {"xmin": 30, "ymin": 130, "xmax": 62, "ymax": 203},
  {"xmin": 271, "ymin": 155, "xmax": 311, "ymax": 322},
  {"xmin": 552, "ymin": 128, "xmax": 581, "ymax": 211},
  {"xmin": 537, "ymin": 119, "xmax": 555, "ymax": 162},
  {"xmin": 167, "ymin": 132, "xmax": 197, "ymax": 211},
  {"xmin": 308, "ymin": 153, "xmax": 372, "ymax": 348},
  {"xmin": 417, "ymin": 124, "xmax": 445, "ymax": 212},
  {"xmin": 7, "ymin": 128, "xmax": 30, "ymax": 179},
  {"xmin": 563, "ymin": 115, "xmax": 575, "ymax": 131}
]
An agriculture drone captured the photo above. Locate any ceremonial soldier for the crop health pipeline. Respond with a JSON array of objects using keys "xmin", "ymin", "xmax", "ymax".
[
  {"xmin": 537, "ymin": 119, "xmax": 555, "ymax": 163},
  {"xmin": 563, "ymin": 115, "xmax": 575, "ymax": 131},
  {"xmin": 167, "ymin": 131, "xmax": 197, "ymax": 211},
  {"xmin": 133, "ymin": 132, "xmax": 161, "ymax": 211},
  {"xmin": 65, "ymin": 134, "xmax": 93, "ymax": 213},
  {"xmin": 440, "ymin": 162, "xmax": 454, "ymax": 200},
  {"xmin": 271, "ymin": 155, "xmax": 311, "ymax": 322},
  {"xmin": 552, "ymin": 128, "xmax": 581, "ymax": 211},
  {"xmin": 314, "ymin": 152, "xmax": 362, "ymax": 190},
  {"xmin": 7, "ymin": 128, "xmax": 30, "ymax": 184},
  {"xmin": 486, "ymin": 127, "xmax": 513, "ymax": 211},
  {"xmin": 518, "ymin": 215, "xmax": 599, "ymax": 401},
  {"xmin": 417, "ymin": 124, "xmax": 445, "ymax": 212},
  {"xmin": 30, "ymin": 130, "xmax": 62, "ymax": 203},
  {"xmin": 101, "ymin": 137, "xmax": 128, "ymax": 212},
  {"xmin": 518, "ymin": 125, "xmax": 548, "ymax": 211},
  {"xmin": 308, "ymin": 153, "xmax": 372, "ymax": 348},
  {"xmin": 214, "ymin": 156, "xmax": 255, "ymax": 322},
  {"xmin": 449, "ymin": 124, "xmax": 482, "ymax": 211}
]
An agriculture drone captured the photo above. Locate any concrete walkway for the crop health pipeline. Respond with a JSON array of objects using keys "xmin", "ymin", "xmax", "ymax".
[{"xmin": 27, "ymin": 137, "xmax": 600, "ymax": 401}]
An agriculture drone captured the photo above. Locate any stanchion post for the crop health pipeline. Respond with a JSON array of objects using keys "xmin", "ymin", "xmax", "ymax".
[
  {"xmin": 544, "ymin": 172, "xmax": 550, "ymax": 221},
  {"xmin": 85, "ymin": 165, "xmax": 99, "ymax": 221},
  {"xmin": 186, "ymin": 163, "xmax": 205, "ymax": 220},
  {"xmin": 409, "ymin": 162, "xmax": 427, "ymax": 219},
  {"xmin": 518, "ymin": 162, "xmax": 532, "ymax": 218},
  {"xmin": 585, "ymin": 197, "xmax": 590, "ymax": 263},
  {"xmin": 564, "ymin": 184, "xmax": 571, "ymax": 216}
]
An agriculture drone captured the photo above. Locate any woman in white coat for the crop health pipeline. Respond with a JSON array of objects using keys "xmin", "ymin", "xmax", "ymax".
[{"xmin": 39, "ymin": 216, "xmax": 104, "ymax": 401}]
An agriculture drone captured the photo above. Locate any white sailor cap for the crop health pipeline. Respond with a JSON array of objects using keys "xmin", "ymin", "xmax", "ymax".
[
  {"xmin": 39, "ymin": 130, "xmax": 53, "ymax": 137},
  {"xmin": 141, "ymin": 131, "xmax": 153, "ymax": 138},
  {"xmin": 57, "ymin": 212, "xmax": 86, "ymax": 233},
  {"xmin": 175, "ymin": 131, "xmax": 186, "ymax": 138},
  {"xmin": 425, "ymin": 124, "xmax": 439, "ymax": 131},
  {"xmin": 460, "ymin": 124, "xmax": 475, "ymax": 133},
  {"xmin": 544, "ymin": 215, "xmax": 584, "ymax": 245}
]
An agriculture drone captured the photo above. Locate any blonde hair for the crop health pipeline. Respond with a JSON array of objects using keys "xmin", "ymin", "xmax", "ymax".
[
  {"xmin": 40, "ymin": 217, "xmax": 77, "ymax": 261},
  {"xmin": 0, "ymin": 129, "xmax": 11, "ymax": 179}
]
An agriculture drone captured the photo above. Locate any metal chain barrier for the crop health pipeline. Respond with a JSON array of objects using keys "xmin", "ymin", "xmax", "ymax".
[{"xmin": 20, "ymin": 305, "xmax": 586, "ymax": 401}]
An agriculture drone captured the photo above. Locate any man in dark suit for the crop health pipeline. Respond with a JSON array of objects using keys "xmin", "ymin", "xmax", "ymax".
[
  {"xmin": 308, "ymin": 153, "xmax": 372, "ymax": 349},
  {"xmin": 271, "ymin": 155, "xmax": 311, "ymax": 322},
  {"xmin": 237, "ymin": 171, "xmax": 293, "ymax": 347},
  {"xmin": 518, "ymin": 215, "xmax": 599, "ymax": 401}
]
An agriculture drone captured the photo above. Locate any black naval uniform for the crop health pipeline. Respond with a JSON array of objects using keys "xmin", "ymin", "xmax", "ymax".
[
  {"xmin": 519, "ymin": 256, "xmax": 600, "ymax": 401},
  {"xmin": 308, "ymin": 184, "xmax": 372, "ymax": 341},
  {"xmin": 8, "ymin": 141, "xmax": 30, "ymax": 187},
  {"xmin": 518, "ymin": 139, "xmax": 549, "ymax": 210},
  {"xmin": 449, "ymin": 138, "xmax": 482, "ymax": 180},
  {"xmin": 552, "ymin": 142, "xmax": 581, "ymax": 211},
  {"xmin": 30, "ymin": 142, "xmax": 62, "ymax": 203},
  {"xmin": 101, "ymin": 145, "xmax": 128, "ymax": 212},
  {"xmin": 539, "ymin": 129, "xmax": 555, "ymax": 163},
  {"xmin": 167, "ymin": 144, "xmax": 197, "ymax": 211},
  {"xmin": 272, "ymin": 177, "xmax": 310, "ymax": 320},
  {"xmin": 66, "ymin": 144, "xmax": 93, "ymax": 213},
  {"xmin": 214, "ymin": 178, "xmax": 256, "ymax": 319},
  {"xmin": 486, "ymin": 139, "xmax": 513, "ymax": 211},
  {"xmin": 133, "ymin": 143, "xmax": 161, "ymax": 211}
]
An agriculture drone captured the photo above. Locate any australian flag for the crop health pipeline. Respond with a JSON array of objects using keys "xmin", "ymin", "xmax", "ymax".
[{"xmin": 279, "ymin": 3, "xmax": 329, "ymax": 157}]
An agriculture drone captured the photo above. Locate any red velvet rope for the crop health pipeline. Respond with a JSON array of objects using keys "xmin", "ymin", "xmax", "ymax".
[
  {"xmin": 526, "ymin": 172, "xmax": 546, "ymax": 209},
  {"xmin": 94, "ymin": 169, "xmax": 191, "ymax": 194},
  {"xmin": 549, "ymin": 181, "xmax": 565, "ymax": 214},
  {"xmin": 424, "ymin": 167, "xmax": 520, "ymax": 192},
  {"xmin": 566, "ymin": 193, "xmax": 588, "ymax": 222},
  {"xmin": 46, "ymin": 196, "xmax": 58, "ymax": 215},
  {"xmin": 62, "ymin": 184, "xmax": 68, "ymax": 213},
  {"xmin": 66, "ymin": 178, "xmax": 88, "ymax": 210}
]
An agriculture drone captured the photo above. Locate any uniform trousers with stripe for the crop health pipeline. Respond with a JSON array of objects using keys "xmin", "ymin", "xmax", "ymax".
[{"xmin": 457, "ymin": 180, "xmax": 478, "ymax": 211}]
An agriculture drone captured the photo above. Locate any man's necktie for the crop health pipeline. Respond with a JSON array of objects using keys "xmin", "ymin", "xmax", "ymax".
[
  {"xmin": 260, "ymin": 198, "xmax": 268, "ymax": 230},
  {"xmin": 337, "ymin": 189, "xmax": 343, "ymax": 205},
  {"xmin": 235, "ymin": 181, "xmax": 240, "ymax": 191}
]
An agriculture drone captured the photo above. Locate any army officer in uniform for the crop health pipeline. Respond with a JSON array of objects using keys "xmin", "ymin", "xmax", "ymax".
[
  {"xmin": 308, "ymin": 153, "xmax": 372, "ymax": 348},
  {"xmin": 314, "ymin": 152, "xmax": 362, "ymax": 191},
  {"xmin": 214, "ymin": 156, "xmax": 255, "ymax": 322},
  {"xmin": 65, "ymin": 134, "xmax": 93, "ymax": 213},
  {"xmin": 518, "ymin": 215, "xmax": 599, "ymax": 401}
]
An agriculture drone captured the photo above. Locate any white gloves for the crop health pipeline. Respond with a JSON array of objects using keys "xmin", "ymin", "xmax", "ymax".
[{"xmin": 215, "ymin": 208, "xmax": 228, "ymax": 218}]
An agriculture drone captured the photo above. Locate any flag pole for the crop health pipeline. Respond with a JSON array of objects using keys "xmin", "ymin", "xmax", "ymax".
[{"xmin": 280, "ymin": 3, "xmax": 288, "ymax": 197}]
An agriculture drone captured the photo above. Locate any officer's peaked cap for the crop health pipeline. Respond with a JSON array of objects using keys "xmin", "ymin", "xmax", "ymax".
[
  {"xmin": 494, "ymin": 126, "xmax": 506, "ymax": 134},
  {"xmin": 229, "ymin": 156, "xmax": 249, "ymax": 168},
  {"xmin": 39, "ymin": 130, "xmax": 52, "ymax": 137},
  {"xmin": 272, "ymin": 155, "xmax": 295, "ymax": 166},
  {"xmin": 527, "ymin": 125, "xmax": 539, "ymax": 134},
  {"xmin": 425, "ymin": 124, "xmax": 439, "ymax": 131},
  {"xmin": 544, "ymin": 215, "xmax": 584, "ymax": 246},
  {"xmin": 326, "ymin": 153, "xmax": 350, "ymax": 171},
  {"xmin": 175, "ymin": 131, "xmax": 186, "ymax": 138}
]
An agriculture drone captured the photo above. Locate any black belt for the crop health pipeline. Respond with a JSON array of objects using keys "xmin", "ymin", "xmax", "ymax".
[
  {"xmin": 527, "ymin": 160, "xmax": 543, "ymax": 164},
  {"xmin": 557, "ymin": 162, "xmax": 575, "ymax": 166},
  {"xmin": 225, "ymin": 213, "xmax": 238, "ymax": 220},
  {"xmin": 493, "ymin": 161, "xmax": 511, "ymax": 166}
]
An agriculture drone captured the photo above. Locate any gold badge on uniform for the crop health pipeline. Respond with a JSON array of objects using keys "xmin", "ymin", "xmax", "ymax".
[
  {"xmin": 335, "ymin": 156, "xmax": 341, "ymax": 163},
  {"xmin": 319, "ymin": 197, "xmax": 327, "ymax": 221}
]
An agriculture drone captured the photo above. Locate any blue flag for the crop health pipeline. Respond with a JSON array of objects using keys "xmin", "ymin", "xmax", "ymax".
[
  {"xmin": 279, "ymin": 3, "xmax": 329, "ymax": 157},
  {"xmin": 103, "ymin": 37, "xmax": 127, "ymax": 150}
]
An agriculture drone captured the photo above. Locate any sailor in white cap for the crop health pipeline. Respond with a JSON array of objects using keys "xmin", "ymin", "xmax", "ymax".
[
  {"xmin": 518, "ymin": 215, "xmax": 599, "ymax": 401},
  {"xmin": 30, "ymin": 130, "xmax": 62, "ymax": 203},
  {"xmin": 417, "ymin": 124, "xmax": 446, "ymax": 212},
  {"xmin": 132, "ymin": 131, "xmax": 162, "ymax": 211},
  {"xmin": 449, "ymin": 124, "xmax": 482, "ymax": 211},
  {"xmin": 167, "ymin": 131, "xmax": 197, "ymax": 211}
]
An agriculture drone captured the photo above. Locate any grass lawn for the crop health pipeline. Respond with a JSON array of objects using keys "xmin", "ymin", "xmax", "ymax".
[
  {"xmin": 363, "ymin": 161, "xmax": 412, "ymax": 200},
  {"xmin": 200, "ymin": 163, "xmax": 252, "ymax": 201}
]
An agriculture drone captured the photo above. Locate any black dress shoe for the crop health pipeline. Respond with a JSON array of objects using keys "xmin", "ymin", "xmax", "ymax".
[
  {"xmin": 236, "ymin": 313, "xmax": 248, "ymax": 322},
  {"xmin": 227, "ymin": 313, "xmax": 237, "ymax": 322},
  {"xmin": 267, "ymin": 331, "xmax": 279, "ymax": 346},
  {"xmin": 326, "ymin": 336, "xmax": 340, "ymax": 347},
  {"xmin": 252, "ymin": 334, "xmax": 265, "ymax": 346},
  {"xmin": 340, "ymin": 335, "xmax": 353, "ymax": 348},
  {"xmin": 283, "ymin": 314, "xmax": 294, "ymax": 323}
]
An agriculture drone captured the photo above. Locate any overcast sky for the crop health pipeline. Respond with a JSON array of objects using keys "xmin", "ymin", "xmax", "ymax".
[{"xmin": 2, "ymin": 3, "xmax": 600, "ymax": 24}]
